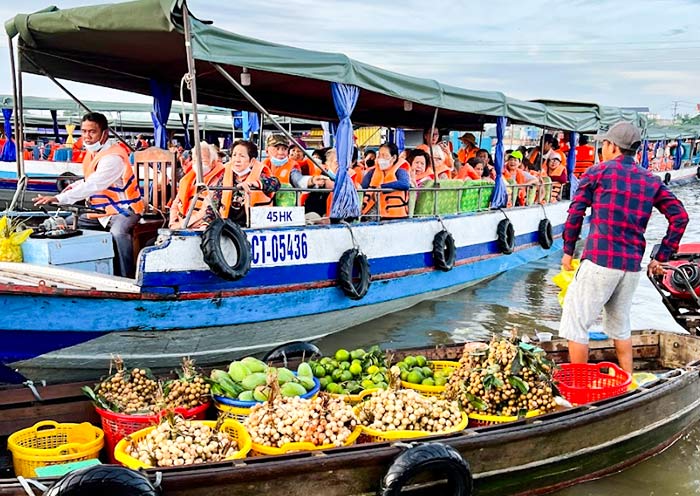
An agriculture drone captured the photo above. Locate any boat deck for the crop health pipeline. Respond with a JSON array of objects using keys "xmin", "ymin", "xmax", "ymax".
[{"xmin": 0, "ymin": 262, "xmax": 139, "ymax": 293}]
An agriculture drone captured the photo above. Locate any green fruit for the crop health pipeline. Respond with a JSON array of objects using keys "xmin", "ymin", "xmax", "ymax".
[
  {"xmin": 421, "ymin": 366, "xmax": 433, "ymax": 378},
  {"xmin": 434, "ymin": 370, "xmax": 446, "ymax": 379},
  {"xmin": 280, "ymin": 382, "xmax": 307, "ymax": 397},
  {"xmin": 297, "ymin": 362, "xmax": 313, "ymax": 378},
  {"xmin": 331, "ymin": 369, "xmax": 344, "ymax": 382},
  {"xmin": 277, "ymin": 367, "xmax": 296, "ymax": 385},
  {"xmin": 241, "ymin": 357, "xmax": 267, "ymax": 373},
  {"xmin": 421, "ymin": 377, "xmax": 435, "ymax": 387},
  {"xmin": 366, "ymin": 365, "xmax": 379, "ymax": 375},
  {"xmin": 396, "ymin": 362, "xmax": 408, "ymax": 371},
  {"xmin": 313, "ymin": 365, "xmax": 327, "ymax": 378},
  {"xmin": 407, "ymin": 370, "xmax": 424, "ymax": 384},
  {"xmin": 404, "ymin": 356, "xmax": 417, "ymax": 368},
  {"xmin": 434, "ymin": 376, "xmax": 447, "ymax": 387},
  {"xmin": 400, "ymin": 370, "xmax": 409, "ymax": 381},
  {"xmin": 337, "ymin": 388, "xmax": 348, "ymax": 395},
  {"xmin": 349, "ymin": 362, "xmax": 363, "ymax": 376},
  {"xmin": 227, "ymin": 361, "xmax": 251, "ymax": 383},
  {"xmin": 238, "ymin": 390, "xmax": 254, "ymax": 401},
  {"xmin": 350, "ymin": 349, "xmax": 366, "ymax": 360},
  {"xmin": 253, "ymin": 386, "xmax": 269, "ymax": 402},
  {"xmin": 376, "ymin": 382, "xmax": 388, "ymax": 389},
  {"xmin": 340, "ymin": 370, "xmax": 353, "ymax": 382},
  {"xmin": 319, "ymin": 376, "xmax": 331, "ymax": 389},
  {"xmin": 326, "ymin": 382, "xmax": 341, "ymax": 394},
  {"xmin": 298, "ymin": 376, "xmax": 316, "ymax": 391},
  {"xmin": 335, "ymin": 349, "xmax": 351, "ymax": 362},
  {"xmin": 320, "ymin": 357, "xmax": 332, "ymax": 365},
  {"xmin": 346, "ymin": 381, "xmax": 361, "ymax": 394},
  {"xmin": 360, "ymin": 379, "xmax": 375, "ymax": 390},
  {"xmin": 241, "ymin": 372, "xmax": 267, "ymax": 391},
  {"xmin": 372, "ymin": 373, "xmax": 385, "ymax": 384},
  {"xmin": 339, "ymin": 361, "xmax": 351, "ymax": 371},
  {"xmin": 416, "ymin": 355, "xmax": 427, "ymax": 367}
]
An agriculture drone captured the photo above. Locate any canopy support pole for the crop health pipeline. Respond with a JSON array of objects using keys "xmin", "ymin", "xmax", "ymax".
[
  {"xmin": 257, "ymin": 113, "xmax": 264, "ymax": 158},
  {"xmin": 211, "ymin": 63, "xmax": 322, "ymax": 170},
  {"xmin": 428, "ymin": 107, "xmax": 439, "ymax": 187},
  {"xmin": 7, "ymin": 34, "xmax": 26, "ymax": 212},
  {"xmin": 21, "ymin": 53, "xmax": 133, "ymax": 152}
]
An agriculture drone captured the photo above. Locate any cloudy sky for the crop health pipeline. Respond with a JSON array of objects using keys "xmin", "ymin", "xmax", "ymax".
[{"xmin": 1, "ymin": 0, "xmax": 699, "ymax": 119}]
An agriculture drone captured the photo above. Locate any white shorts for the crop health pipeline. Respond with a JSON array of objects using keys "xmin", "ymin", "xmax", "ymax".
[{"xmin": 558, "ymin": 259, "xmax": 641, "ymax": 344}]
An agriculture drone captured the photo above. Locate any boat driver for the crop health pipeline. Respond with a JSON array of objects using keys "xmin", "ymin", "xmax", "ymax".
[{"xmin": 34, "ymin": 112, "xmax": 144, "ymax": 278}]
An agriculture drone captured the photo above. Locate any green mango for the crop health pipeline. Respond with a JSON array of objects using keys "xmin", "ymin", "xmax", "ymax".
[
  {"xmin": 241, "ymin": 357, "xmax": 268, "ymax": 373},
  {"xmin": 241, "ymin": 372, "xmax": 267, "ymax": 391},
  {"xmin": 238, "ymin": 390, "xmax": 254, "ymax": 401},
  {"xmin": 276, "ymin": 367, "xmax": 296, "ymax": 385},
  {"xmin": 297, "ymin": 362, "xmax": 313, "ymax": 378},
  {"xmin": 280, "ymin": 382, "xmax": 307, "ymax": 397},
  {"xmin": 298, "ymin": 375, "xmax": 316, "ymax": 391},
  {"xmin": 228, "ymin": 361, "xmax": 251, "ymax": 383},
  {"xmin": 253, "ymin": 385, "xmax": 269, "ymax": 402}
]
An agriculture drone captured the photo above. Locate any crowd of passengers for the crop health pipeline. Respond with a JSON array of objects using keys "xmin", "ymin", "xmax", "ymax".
[{"xmin": 169, "ymin": 129, "xmax": 577, "ymax": 229}]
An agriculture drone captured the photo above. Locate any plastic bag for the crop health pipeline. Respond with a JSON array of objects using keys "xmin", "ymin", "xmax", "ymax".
[
  {"xmin": 0, "ymin": 216, "xmax": 33, "ymax": 262},
  {"xmin": 552, "ymin": 259, "xmax": 581, "ymax": 307}
]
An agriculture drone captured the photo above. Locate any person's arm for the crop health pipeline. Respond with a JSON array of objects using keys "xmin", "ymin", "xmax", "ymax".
[
  {"xmin": 55, "ymin": 155, "xmax": 124, "ymax": 204},
  {"xmin": 562, "ymin": 171, "xmax": 595, "ymax": 257},
  {"xmin": 361, "ymin": 169, "xmax": 374, "ymax": 189},
  {"xmin": 381, "ymin": 168, "xmax": 411, "ymax": 190},
  {"xmin": 260, "ymin": 174, "xmax": 281, "ymax": 195},
  {"xmin": 289, "ymin": 168, "xmax": 309, "ymax": 188},
  {"xmin": 652, "ymin": 186, "xmax": 689, "ymax": 262}
]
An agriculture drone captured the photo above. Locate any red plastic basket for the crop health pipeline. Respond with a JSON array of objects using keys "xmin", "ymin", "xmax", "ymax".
[
  {"xmin": 95, "ymin": 402, "xmax": 210, "ymax": 463},
  {"xmin": 554, "ymin": 362, "xmax": 631, "ymax": 405}
]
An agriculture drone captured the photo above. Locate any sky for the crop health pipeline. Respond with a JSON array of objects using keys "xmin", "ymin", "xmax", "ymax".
[{"xmin": 1, "ymin": 0, "xmax": 699, "ymax": 119}]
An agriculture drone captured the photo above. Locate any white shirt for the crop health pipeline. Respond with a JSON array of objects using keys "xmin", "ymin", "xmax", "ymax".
[{"xmin": 56, "ymin": 154, "xmax": 125, "ymax": 205}]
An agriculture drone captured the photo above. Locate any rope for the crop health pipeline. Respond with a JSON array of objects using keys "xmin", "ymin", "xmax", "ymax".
[
  {"xmin": 17, "ymin": 476, "xmax": 48, "ymax": 496},
  {"xmin": 341, "ymin": 221, "xmax": 359, "ymax": 250}
]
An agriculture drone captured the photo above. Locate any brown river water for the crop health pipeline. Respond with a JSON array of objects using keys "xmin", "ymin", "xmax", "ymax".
[{"xmin": 315, "ymin": 181, "xmax": 700, "ymax": 495}]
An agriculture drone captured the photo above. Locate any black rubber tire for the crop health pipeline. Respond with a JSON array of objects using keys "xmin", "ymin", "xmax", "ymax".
[
  {"xmin": 664, "ymin": 172, "xmax": 671, "ymax": 185},
  {"xmin": 56, "ymin": 172, "xmax": 78, "ymax": 193},
  {"xmin": 381, "ymin": 443, "xmax": 473, "ymax": 496},
  {"xmin": 496, "ymin": 218, "xmax": 515, "ymax": 255},
  {"xmin": 201, "ymin": 218, "xmax": 251, "ymax": 281},
  {"xmin": 433, "ymin": 230, "xmax": 456, "ymax": 271},
  {"xmin": 45, "ymin": 465, "xmax": 159, "ymax": 496},
  {"xmin": 337, "ymin": 248, "xmax": 370, "ymax": 300},
  {"xmin": 262, "ymin": 341, "xmax": 321, "ymax": 363},
  {"xmin": 538, "ymin": 218, "xmax": 554, "ymax": 249},
  {"xmin": 696, "ymin": 167, "xmax": 700, "ymax": 179}
]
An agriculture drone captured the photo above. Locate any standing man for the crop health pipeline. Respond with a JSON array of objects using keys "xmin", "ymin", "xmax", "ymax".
[
  {"xmin": 34, "ymin": 112, "xmax": 144, "ymax": 277},
  {"xmin": 559, "ymin": 121, "xmax": 688, "ymax": 373}
]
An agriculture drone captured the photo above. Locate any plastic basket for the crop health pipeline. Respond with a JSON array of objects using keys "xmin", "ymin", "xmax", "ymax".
[
  {"xmin": 467, "ymin": 410, "xmax": 542, "ymax": 427},
  {"xmin": 96, "ymin": 402, "xmax": 210, "ymax": 463},
  {"xmin": 8, "ymin": 421, "xmax": 104, "ymax": 477},
  {"xmin": 554, "ymin": 362, "xmax": 631, "ymax": 405},
  {"xmin": 356, "ymin": 411, "xmax": 468, "ymax": 443},
  {"xmin": 114, "ymin": 419, "xmax": 251, "ymax": 469},
  {"xmin": 213, "ymin": 376, "xmax": 320, "ymax": 410},
  {"xmin": 327, "ymin": 388, "xmax": 381, "ymax": 405},
  {"xmin": 213, "ymin": 399, "xmax": 251, "ymax": 422},
  {"xmin": 400, "ymin": 360, "xmax": 459, "ymax": 398},
  {"xmin": 250, "ymin": 425, "xmax": 362, "ymax": 456}
]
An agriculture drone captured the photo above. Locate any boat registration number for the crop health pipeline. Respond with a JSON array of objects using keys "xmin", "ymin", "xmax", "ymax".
[{"xmin": 250, "ymin": 233, "xmax": 309, "ymax": 264}]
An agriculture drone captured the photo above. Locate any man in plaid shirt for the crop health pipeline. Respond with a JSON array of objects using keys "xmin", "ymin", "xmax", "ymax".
[{"xmin": 559, "ymin": 121, "xmax": 689, "ymax": 373}]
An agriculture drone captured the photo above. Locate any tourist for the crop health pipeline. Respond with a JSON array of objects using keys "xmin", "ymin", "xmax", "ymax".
[
  {"xmin": 545, "ymin": 151, "xmax": 568, "ymax": 201},
  {"xmin": 361, "ymin": 142, "xmax": 410, "ymax": 219},
  {"xmin": 417, "ymin": 128, "xmax": 454, "ymax": 174},
  {"xmin": 457, "ymin": 132, "xmax": 479, "ymax": 165},
  {"xmin": 406, "ymin": 149, "xmax": 434, "ymax": 188}
]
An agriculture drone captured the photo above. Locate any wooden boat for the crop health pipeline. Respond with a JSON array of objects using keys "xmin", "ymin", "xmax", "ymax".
[{"xmin": 1, "ymin": 329, "xmax": 700, "ymax": 496}]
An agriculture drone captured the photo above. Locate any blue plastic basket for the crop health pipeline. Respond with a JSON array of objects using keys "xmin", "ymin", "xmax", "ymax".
[{"xmin": 213, "ymin": 375, "xmax": 320, "ymax": 408}]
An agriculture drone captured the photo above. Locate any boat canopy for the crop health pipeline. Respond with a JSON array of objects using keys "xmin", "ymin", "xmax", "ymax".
[
  {"xmin": 645, "ymin": 126, "xmax": 700, "ymax": 141},
  {"xmin": 4, "ymin": 0, "xmax": 641, "ymax": 132},
  {"xmin": 532, "ymin": 100, "xmax": 648, "ymax": 133}
]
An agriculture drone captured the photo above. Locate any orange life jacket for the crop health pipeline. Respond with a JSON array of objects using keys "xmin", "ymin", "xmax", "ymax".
[
  {"xmin": 457, "ymin": 147, "xmax": 477, "ymax": 165},
  {"xmin": 361, "ymin": 162, "xmax": 409, "ymax": 219},
  {"xmin": 172, "ymin": 162, "xmax": 226, "ymax": 226},
  {"xmin": 82, "ymin": 144, "xmax": 145, "ymax": 217},
  {"xmin": 574, "ymin": 145, "xmax": 595, "ymax": 176},
  {"xmin": 413, "ymin": 170, "xmax": 434, "ymax": 187},
  {"xmin": 265, "ymin": 157, "xmax": 298, "ymax": 185},
  {"xmin": 220, "ymin": 160, "xmax": 274, "ymax": 219},
  {"xmin": 417, "ymin": 143, "xmax": 454, "ymax": 170},
  {"xmin": 456, "ymin": 162, "xmax": 481, "ymax": 180},
  {"xmin": 502, "ymin": 168, "xmax": 528, "ymax": 206}
]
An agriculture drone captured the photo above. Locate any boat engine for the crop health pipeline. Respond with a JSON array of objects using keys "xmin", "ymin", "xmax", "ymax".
[{"xmin": 649, "ymin": 243, "xmax": 700, "ymax": 335}]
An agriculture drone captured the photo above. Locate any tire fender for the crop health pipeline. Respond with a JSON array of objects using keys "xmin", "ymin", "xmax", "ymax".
[
  {"xmin": 696, "ymin": 167, "xmax": 700, "ymax": 179},
  {"xmin": 201, "ymin": 218, "xmax": 251, "ymax": 281},
  {"xmin": 56, "ymin": 172, "xmax": 79, "ymax": 193},
  {"xmin": 433, "ymin": 230, "xmax": 456, "ymax": 271},
  {"xmin": 538, "ymin": 218, "xmax": 554, "ymax": 250},
  {"xmin": 381, "ymin": 442, "xmax": 472, "ymax": 496},
  {"xmin": 496, "ymin": 218, "xmax": 515, "ymax": 255},
  {"xmin": 337, "ymin": 248, "xmax": 370, "ymax": 300},
  {"xmin": 664, "ymin": 172, "xmax": 671, "ymax": 185},
  {"xmin": 262, "ymin": 341, "xmax": 321, "ymax": 364},
  {"xmin": 45, "ymin": 465, "xmax": 160, "ymax": 496}
]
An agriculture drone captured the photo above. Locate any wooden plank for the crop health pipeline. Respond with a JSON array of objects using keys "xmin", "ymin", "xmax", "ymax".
[
  {"xmin": 0, "ymin": 401, "xmax": 99, "ymax": 437},
  {"xmin": 0, "ymin": 262, "xmax": 139, "ymax": 292},
  {"xmin": 0, "ymin": 381, "xmax": 91, "ymax": 407}
]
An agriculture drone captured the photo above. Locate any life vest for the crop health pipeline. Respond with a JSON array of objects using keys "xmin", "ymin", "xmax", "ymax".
[
  {"xmin": 220, "ymin": 160, "xmax": 274, "ymax": 219},
  {"xmin": 574, "ymin": 145, "xmax": 595, "ymax": 176},
  {"xmin": 361, "ymin": 162, "xmax": 409, "ymax": 219},
  {"xmin": 456, "ymin": 162, "xmax": 480, "ymax": 180},
  {"xmin": 82, "ymin": 144, "xmax": 145, "ymax": 217},
  {"xmin": 417, "ymin": 143, "xmax": 454, "ymax": 170},
  {"xmin": 457, "ymin": 147, "xmax": 477, "ymax": 165},
  {"xmin": 502, "ymin": 168, "xmax": 527, "ymax": 206},
  {"xmin": 171, "ymin": 162, "xmax": 226, "ymax": 228},
  {"xmin": 413, "ymin": 170, "xmax": 434, "ymax": 187},
  {"xmin": 264, "ymin": 157, "xmax": 298, "ymax": 185}
]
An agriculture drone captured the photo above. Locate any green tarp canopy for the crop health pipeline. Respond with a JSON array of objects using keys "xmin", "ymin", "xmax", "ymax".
[
  {"xmin": 5, "ymin": 0, "xmax": 642, "ymax": 132},
  {"xmin": 532, "ymin": 100, "xmax": 647, "ymax": 133},
  {"xmin": 645, "ymin": 126, "xmax": 700, "ymax": 141}
]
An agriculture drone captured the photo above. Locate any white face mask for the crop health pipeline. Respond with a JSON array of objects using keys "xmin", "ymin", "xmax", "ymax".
[
  {"xmin": 84, "ymin": 141, "xmax": 105, "ymax": 153},
  {"xmin": 377, "ymin": 158, "xmax": 392, "ymax": 170},
  {"xmin": 233, "ymin": 166, "xmax": 252, "ymax": 177}
]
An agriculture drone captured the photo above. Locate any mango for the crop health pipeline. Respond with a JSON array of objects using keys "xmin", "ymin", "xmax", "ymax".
[
  {"xmin": 241, "ymin": 356, "xmax": 268, "ymax": 373},
  {"xmin": 280, "ymin": 382, "xmax": 307, "ymax": 397},
  {"xmin": 237, "ymin": 390, "xmax": 254, "ymax": 401},
  {"xmin": 241, "ymin": 372, "xmax": 267, "ymax": 391},
  {"xmin": 298, "ymin": 375, "xmax": 316, "ymax": 391},
  {"xmin": 253, "ymin": 385, "xmax": 270, "ymax": 402},
  {"xmin": 277, "ymin": 367, "xmax": 296, "ymax": 385},
  {"xmin": 297, "ymin": 362, "xmax": 313, "ymax": 378},
  {"xmin": 228, "ymin": 361, "xmax": 251, "ymax": 383}
]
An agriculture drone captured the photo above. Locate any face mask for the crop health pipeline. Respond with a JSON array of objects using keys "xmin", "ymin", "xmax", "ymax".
[
  {"xmin": 365, "ymin": 159, "xmax": 375, "ymax": 167},
  {"xmin": 377, "ymin": 158, "xmax": 392, "ymax": 170},
  {"xmin": 84, "ymin": 140, "xmax": 105, "ymax": 153},
  {"xmin": 233, "ymin": 166, "xmax": 251, "ymax": 177},
  {"xmin": 270, "ymin": 156, "xmax": 288, "ymax": 167}
]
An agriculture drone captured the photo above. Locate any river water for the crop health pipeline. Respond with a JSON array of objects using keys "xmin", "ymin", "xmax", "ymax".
[{"xmin": 315, "ymin": 181, "xmax": 700, "ymax": 495}]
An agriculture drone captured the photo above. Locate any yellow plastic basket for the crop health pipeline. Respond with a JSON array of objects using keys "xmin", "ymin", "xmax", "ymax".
[
  {"xmin": 400, "ymin": 360, "xmax": 459, "ymax": 397},
  {"xmin": 250, "ymin": 425, "xmax": 362, "ymax": 456},
  {"xmin": 114, "ymin": 419, "xmax": 251, "ymax": 469},
  {"xmin": 327, "ymin": 388, "xmax": 381, "ymax": 405},
  {"xmin": 213, "ymin": 400, "xmax": 251, "ymax": 422},
  {"xmin": 467, "ymin": 410, "xmax": 541, "ymax": 426},
  {"xmin": 8, "ymin": 421, "xmax": 104, "ymax": 478},
  {"xmin": 355, "ymin": 410, "xmax": 468, "ymax": 443}
]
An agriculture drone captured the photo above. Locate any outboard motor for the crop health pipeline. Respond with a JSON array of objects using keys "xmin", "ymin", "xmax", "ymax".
[{"xmin": 649, "ymin": 243, "xmax": 700, "ymax": 334}]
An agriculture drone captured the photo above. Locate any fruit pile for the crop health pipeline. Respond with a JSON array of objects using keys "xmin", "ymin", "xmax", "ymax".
[
  {"xmin": 124, "ymin": 416, "xmax": 240, "ymax": 467},
  {"xmin": 395, "ymin": 355, "xmax": 453, "ymax": 387},
  {"xmin": 356, "ymin": 367, "xmax": 462, "ymax": 433},
  {"xmin": 83, "ymin": 357, "xmax": 160, "ymax": 414},
  {"xmin": 210, "ymin": 357, "xmax": 316, "ymax": 402},
  {"xmin": 245, "ymin": 370, "xmax": 357, "ymax": 448},
  {"xmin": 444, "ymin": 336, "xmax": 558, "ymax": 417},
  {"xmin": 308, "ymin": 346, "xmax": 389, "ymax": 395},
  {"xmin": 163, "ymin": 358, "xmax": 211, "ymax": 410}
]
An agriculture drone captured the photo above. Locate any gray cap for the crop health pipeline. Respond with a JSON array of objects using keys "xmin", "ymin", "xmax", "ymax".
[{"xmin": 595, "ymin": 121, "xmax": 642, "ymax": 151}]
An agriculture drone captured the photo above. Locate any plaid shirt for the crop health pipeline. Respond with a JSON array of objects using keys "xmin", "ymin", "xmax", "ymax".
[{"xmin": 563, "ymin": 154, "xmax": 688, "ymax": 272}]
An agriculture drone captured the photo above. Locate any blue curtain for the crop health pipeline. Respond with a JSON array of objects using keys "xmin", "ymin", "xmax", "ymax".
[
  {"xmin": 396, "ymin": 128, "xmax": 405, "ymax": 152},
  {"xmin": 640, "ymin": 139, "xmax": 649, "ymax": 169},
  {"xmin": 673, "ymin": 139, "xmax": 682, "ymax": 170},
  {"xmin": 0, "ymin": 108, "xmax": 16, "ymax": 162},
  {"xmin": 490, "ymin": 116, "xmax": 508, "ymax": 208},
  {"xmin": 243, "ymin": 112, "xmax": 259, "ymax": 139},
  {"xmin": 223, "ymin": 135, "xmax": 232, "ymax": 149},
  {"xmin": 329, "ymin": 83, "xmax": 360, "ymax": 219},
  {"xmin": 50, "ymin": 110, "xmax": 61, "ymax": 143},
  {"xmin": 567, "ymin": 132, "xmax": 579, "ymax": 197},
  {"xmin": 653, "ymin": 140, "xmax": 661, "ymax": 160},
  {"xmin": 149, "ymin": 79, "xmax": 172, "ymax": 149},
  {"xmin": 179, "ymin": 112, "xmax": 191, "ymax": 149}
]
